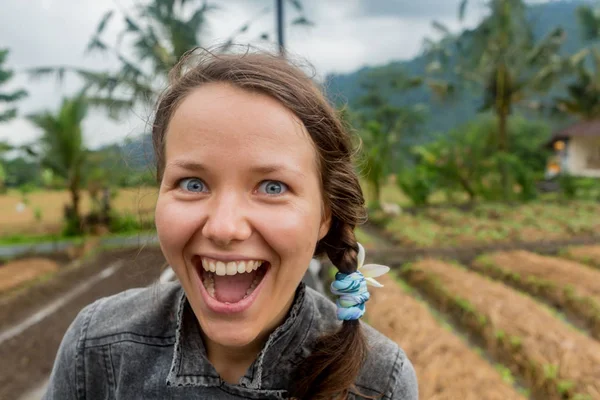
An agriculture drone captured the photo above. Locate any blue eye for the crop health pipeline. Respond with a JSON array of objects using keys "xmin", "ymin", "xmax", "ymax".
[
  {"xmin": 179, "ymin": 178, "xmax": 206, "ymax": 193},
  {"xmin": 258, "ymin": 180, "xmax": 288, "ymax": 195}
]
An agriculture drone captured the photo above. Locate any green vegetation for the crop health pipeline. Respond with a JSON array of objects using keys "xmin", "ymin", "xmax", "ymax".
[{"xmin": 0, "ymin": 48, "xmax": 27, "ymax": 123}]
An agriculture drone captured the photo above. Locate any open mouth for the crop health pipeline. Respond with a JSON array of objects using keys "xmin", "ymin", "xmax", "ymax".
[{"xmin": 195, "ymin": 257, "xmax": 269, "ymax": 304}]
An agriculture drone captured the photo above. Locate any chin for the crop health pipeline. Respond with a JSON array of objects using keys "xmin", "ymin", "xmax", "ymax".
[{"xmin": 201, "ymin": 320, "xmax": 263, "ymax": 348}]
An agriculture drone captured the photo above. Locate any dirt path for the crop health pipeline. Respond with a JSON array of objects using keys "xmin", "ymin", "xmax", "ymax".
[{"xmin": 0, "ymin": 246, "xmax": 166, "ymax": 400}]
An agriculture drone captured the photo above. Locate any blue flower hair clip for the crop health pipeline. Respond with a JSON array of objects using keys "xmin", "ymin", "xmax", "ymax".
[{"xmin": 330, "ymin": 243, "xmax": 390, "ymax": 321}]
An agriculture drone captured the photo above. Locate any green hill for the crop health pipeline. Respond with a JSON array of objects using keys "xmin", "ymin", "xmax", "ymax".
[{"xmin": 324, "ymin": 0, "xmax": 595, "ymax": 139}]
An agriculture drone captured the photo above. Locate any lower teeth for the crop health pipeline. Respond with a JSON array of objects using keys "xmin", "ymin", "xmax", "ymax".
[{"xmin": 202, "ymin": 268, "xmax": 265, "ymax": 300}]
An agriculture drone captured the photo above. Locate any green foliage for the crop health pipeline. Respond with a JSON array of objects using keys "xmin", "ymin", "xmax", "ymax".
[
  {"xmin": 408, "ymin": 114, "xmax": 550, "ymax": 202},
  {"xmin": 494, "ymin": 364, "xmax": 515, "ymax": 385},
  {"xmin": 109, "ymin": 211, "xmax": 142, "ymax": 234},
  {"xmin": 0, "ymin": 48, "xmax": 27, "ymax": 122},
  {"xmin": 557, "ymin": 379, "xmax": 575, "ymax": 395},
  {"xmin": 62, "ymin": 215, "xmax": 82, "ymax": 237},
  {"xmin": 543, "ymin": 363, "xmax": 559, "ymax": 379},
  {"xmin": 396, "ymin": 166, "xmax": 437, "ymax": 207},
  {"xmin": 28, "ymin": 94, "xmax": 89, "ymax": 235},
  {"xmin": 0, "ymin": 163, "xmax": 5, "ymax": 193}
]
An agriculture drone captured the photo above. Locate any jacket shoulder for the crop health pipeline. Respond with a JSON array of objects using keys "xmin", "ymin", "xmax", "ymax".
[
  {"xmin": 83, "ymin": 282, "xmax": 182, "ymax": 342},
  {"xmin": 356, "ymin": 324, "xmax": 418, "ymax": 399}
]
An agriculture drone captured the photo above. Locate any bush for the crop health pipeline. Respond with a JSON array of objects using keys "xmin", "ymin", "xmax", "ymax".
[
  {"xmin": 397, "ymin": 166, "xmax": 437, "ymax": 207},
  {"xmin": 109, "ymin": 211, "xmax": 142, "ymax": 233}
]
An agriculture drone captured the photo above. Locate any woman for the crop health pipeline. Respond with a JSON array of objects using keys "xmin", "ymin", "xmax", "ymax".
[{"xmin": 44, "ymin": 49, "xmax": 418, "ymax": 400}]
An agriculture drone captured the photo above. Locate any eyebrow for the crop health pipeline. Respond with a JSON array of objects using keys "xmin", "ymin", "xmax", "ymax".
[{"xmin": 166, "ymin": 160, "xmax": 306, "ymax": 178}]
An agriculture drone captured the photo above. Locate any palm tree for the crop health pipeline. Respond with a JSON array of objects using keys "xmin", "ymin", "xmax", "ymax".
[
  {"xmin": 30, "ymin": 0, "xmax": 220, "ymax": 117},
  {"xmin": 553, "ymin": 48, "xmax": 600, "ymax": 120},
  {"xmin": 29, "ymin": 0, "xmax": 312, "ymax": 118},
  {"xmin": 28, "ymin": 95, "xmax": 88, "ymax": 235},
  {"xmin": 577, "ymin": 2, "xmax": 600, "ymax": 42},
  {"xmin": 426, "ymin": 0, "xmax": 566, "ymax": 199},
  {"xmin": 0, "ymin": 49, "xmax": 27, "ymax": 122},
  {"xmin": 549, "ymin": 2, "xmax": 600, "ymax": 120}
]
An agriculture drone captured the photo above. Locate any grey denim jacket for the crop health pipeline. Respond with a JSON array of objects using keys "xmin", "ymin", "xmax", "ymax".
[{"xmin": 43, "ymin": 282, "xmax": 418, "ymax": 399}]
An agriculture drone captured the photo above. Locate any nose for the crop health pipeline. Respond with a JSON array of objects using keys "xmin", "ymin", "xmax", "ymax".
[{"xmin": 201, "ymin": 191, "xmax": 252, "ymax": 246}]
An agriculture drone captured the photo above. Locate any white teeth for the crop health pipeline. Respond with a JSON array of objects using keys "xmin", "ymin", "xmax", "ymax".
[
  {"xmin": 200, "ymin": 258, "xmax": 265, "ymax": 276},
  {"xmin": 226, "ymin": 262, "xmax": 237, "ymax": 276},
  {"xmin": 237, "ymin": 261, "xmax": 246, "ymax": 274},
  {"xmin": 216, "ymin": 261, "xmax": 226, "ymax": 276},
  {"xmin": 245, "ymin": 262, "xmax": 254, "ymax": 273}
]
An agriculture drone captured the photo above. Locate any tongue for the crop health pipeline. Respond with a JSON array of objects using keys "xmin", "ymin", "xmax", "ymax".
[{"xmin": 214, "ymin": 270, "xmax": 258, "ymax": 303}]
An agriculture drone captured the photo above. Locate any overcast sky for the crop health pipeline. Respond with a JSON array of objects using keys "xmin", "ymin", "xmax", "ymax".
[{"xmin": 0, "ymin": 0, "xmax": 528, "ymax": 149}]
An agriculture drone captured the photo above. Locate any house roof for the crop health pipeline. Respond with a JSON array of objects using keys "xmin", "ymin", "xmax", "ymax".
[{"xmin": 546, "ymin": 119, "xmax": 600, "ymax": 148}]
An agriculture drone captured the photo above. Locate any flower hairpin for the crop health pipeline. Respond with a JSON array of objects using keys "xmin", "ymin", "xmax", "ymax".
[
  {"xmin": 355, "ymin": 242, "xmax": 390, "ymax": 288},
  {"xmin": 330, "ymin": 243, "xmax": 390, "ymax": 321}
]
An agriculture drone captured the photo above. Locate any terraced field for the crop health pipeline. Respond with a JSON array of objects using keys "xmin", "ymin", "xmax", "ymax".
[
  {"xmin": 473, "ymin": 251, "xmax": 600, "ymax": 339},
  {"xmin": 364, "ymin": 244, "xmax": 600, "ymax": 400},
  {"xmin": 367, "ymin": 275, "xmax": 527, "ymax": 400}
]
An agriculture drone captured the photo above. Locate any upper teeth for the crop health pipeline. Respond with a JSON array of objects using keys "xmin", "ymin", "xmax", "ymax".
[{"xmin": 201, "ymin": 258, "xmax": 264, "ymax": 276}]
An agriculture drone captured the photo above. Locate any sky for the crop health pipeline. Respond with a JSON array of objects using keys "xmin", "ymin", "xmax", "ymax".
[{"xmin": 0, "ymin": 0, "xmax": 526, "ymax": 150}]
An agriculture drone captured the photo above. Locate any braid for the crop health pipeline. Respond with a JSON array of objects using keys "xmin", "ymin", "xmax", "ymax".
[
  {"xmin": 316, "ymin": 219, "xmax": 359, "ymax": 274},
  {"xmin": 294, "ymin": 220, "xmax": 367, "ymax": 400}
]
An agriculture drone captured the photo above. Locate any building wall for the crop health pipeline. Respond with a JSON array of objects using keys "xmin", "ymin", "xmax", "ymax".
[{"xmin": 566, "ymin": 136, "xmax": 600, "ymax": 177}]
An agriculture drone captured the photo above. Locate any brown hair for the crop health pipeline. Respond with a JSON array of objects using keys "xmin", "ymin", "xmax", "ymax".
[{"xmin": 151, "ymin": 48, "xmax": 368, "ymax": 400}]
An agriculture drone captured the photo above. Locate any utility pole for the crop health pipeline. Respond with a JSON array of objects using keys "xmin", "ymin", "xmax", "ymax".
[{"xmin": 276, "ymin": 0, "xmax": 285, "ymax": 55}]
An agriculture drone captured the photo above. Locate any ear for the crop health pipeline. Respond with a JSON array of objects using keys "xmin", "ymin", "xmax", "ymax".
[{"xmin": 318, "ymin": 205, "xmax": 332, "ymax": 241}]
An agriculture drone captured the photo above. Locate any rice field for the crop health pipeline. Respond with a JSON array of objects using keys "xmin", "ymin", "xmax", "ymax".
[{"xmin": 0, "ymin": 187, "xmax": 158, "ymax": 237}]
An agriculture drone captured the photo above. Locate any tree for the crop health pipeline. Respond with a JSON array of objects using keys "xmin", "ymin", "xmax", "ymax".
[
  {"xmin": 553, "ymin": 48, "xmax": 600, "ymax": 120},
  {"xmin": 426, "ymin": 0, "xmax": 566, "ymax": 199},
  {"xmin": 353, "ymin": 80, "xmax": 426, "ymax": 208},
  {"xmin": 550, "ymin": 2, "xmax": 600, "ymax": 120},
  {"xmin": 30, "ymin": 0, "xmax": 312, "ymax": 118},
  {"xmin": 0, "ymin": 49, "xmax": 27, "ymax": 122},
  {"xmin": 27, "ymin": 95, "xmax": 88, "ymax": 235}
]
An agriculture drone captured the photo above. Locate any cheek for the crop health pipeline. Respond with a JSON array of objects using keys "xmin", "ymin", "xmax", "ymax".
[
  {"xmin": 253, "ymin": 201, "xmax": 323, "ymax": 259},
  {"xmin": 155, "ymin": 196, "xmax": 202, "ymax": 257}
]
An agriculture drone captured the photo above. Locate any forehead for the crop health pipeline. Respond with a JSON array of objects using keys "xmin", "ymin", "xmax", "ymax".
[{"xmin": 164, "ymin": 83, "xmax": 317, "ymax": 167}]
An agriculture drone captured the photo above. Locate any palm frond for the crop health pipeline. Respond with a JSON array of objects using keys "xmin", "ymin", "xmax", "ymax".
[
  {"xmin": 96, "ymin": 10, "xmax": 115, "ymax": 35},
  {"xmin": 0, "ymin": 89, "xmax": 27, "ymax": 103}
]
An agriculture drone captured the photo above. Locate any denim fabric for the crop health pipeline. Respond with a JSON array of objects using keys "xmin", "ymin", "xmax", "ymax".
[{"xmin": 43, "ymin": 282, "xmax": 418, "ymax": 399}]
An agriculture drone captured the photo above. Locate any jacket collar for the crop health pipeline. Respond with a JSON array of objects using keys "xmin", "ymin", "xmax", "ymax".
[{"xmin": 166, "ymin": 283, "xmax": 314, "ymax": 392}]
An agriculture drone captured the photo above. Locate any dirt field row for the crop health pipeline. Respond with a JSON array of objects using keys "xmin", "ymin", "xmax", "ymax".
[
  {"xmin": 367, "ymin": 274, "xmax": 526, "ymax": 400},
  {"xmin": 561, "ymin": 245, "xmax": 600, "ymax": 269},
  {"xmin": 0, "ymin": 247, "xmax": 166, "ymax": 400},
  {"xmin": 473, "ymin": 250, "xmax": 600, "ymax": 340},
  {"xmin": 401, "ymin": 259, "xmax": 600, "ymax": 400}
]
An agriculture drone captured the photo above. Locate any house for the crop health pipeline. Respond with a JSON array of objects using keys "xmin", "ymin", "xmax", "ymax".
[{"xmin": 545, "ymin": 120, "xmax": 600, "ymax": 178}]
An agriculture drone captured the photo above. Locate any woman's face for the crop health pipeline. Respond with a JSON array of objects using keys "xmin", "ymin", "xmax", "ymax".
[{"xmin": 155, "ymin": 82, "xmax": 330, "ymax": 349}]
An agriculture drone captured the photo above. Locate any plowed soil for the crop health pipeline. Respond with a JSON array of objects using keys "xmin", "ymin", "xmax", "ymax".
[
  {"xmin": 402, "ymin": 259, "xmax": 600, "ymax": 400},
  {"xmin": 473, "ymin": 251, "xmax": 600, "ymax": 339},
  {"xmin": 561, "ymin": 245, "xmax": 600, "ymax": 269},
  {"xmin": 0, "ymin": 246, "xmax": 166, "ymax": 400},
  {"xmin": 0, "ymin": 258, "xmax": 60, "ymax": 293},
  {"xmin": 367, "ymin": 274, "xmax": 526, "ymax": 400}
]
